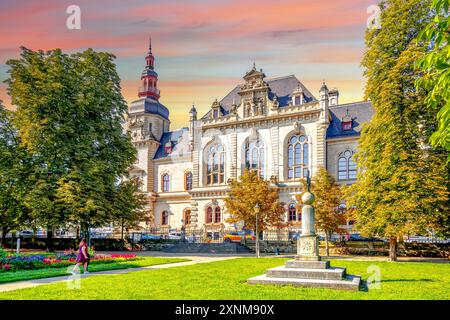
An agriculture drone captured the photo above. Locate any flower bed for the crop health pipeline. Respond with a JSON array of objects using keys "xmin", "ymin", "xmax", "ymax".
[{"xmin": 0, "ymin": 252, "xmax": 139, "ymax": 272}]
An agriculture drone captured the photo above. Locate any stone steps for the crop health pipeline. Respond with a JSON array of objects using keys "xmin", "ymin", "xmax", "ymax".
[
  {"xmin": 247, "ymin": 274, "xmax": 361, "ymax": 291},
  {"xmin": 247, "ymin": 259, "xmax": 361, "ymax": 291},
  {"xmin": 266, "ymin": 266, "xmax": 345, "ymax": 280},
  {"xmin": 285, "ymin": 260, "xmax": 330, "ymax": 269}
]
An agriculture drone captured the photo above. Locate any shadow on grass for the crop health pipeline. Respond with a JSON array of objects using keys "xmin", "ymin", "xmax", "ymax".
[{"xmin": 380, "ymin": 278, "xmax": 435, "ymax": 283}]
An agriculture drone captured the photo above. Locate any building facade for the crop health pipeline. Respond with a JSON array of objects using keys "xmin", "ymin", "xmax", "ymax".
[{"xmin": 127, "ymin": 42, "xmax": 373, "ymax": 234}]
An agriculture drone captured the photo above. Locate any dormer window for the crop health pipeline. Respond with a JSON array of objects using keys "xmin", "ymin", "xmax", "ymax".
[
  {"xmin": 164, "ymin": 142, "xmax": 172, "ymax": 154},
  {"xmin": 342, "ymin": 120, "xmax": 352, "ymax": 131},
  {"xmin": 292, "ymin": 84, "xmax": 304, "ymax": 106},
  {"xmin": 210, "ymin": 99, "xmax": 221, "ymax": 119},
  {"xmin": 342, "ymin": 108, "xmax": 353, "ymax": 131}
]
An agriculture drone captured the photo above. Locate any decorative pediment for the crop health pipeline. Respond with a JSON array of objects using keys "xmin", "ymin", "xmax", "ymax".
[{"xmin": 243, "ymin": 68, "xmax": 265, "ymax": 81}]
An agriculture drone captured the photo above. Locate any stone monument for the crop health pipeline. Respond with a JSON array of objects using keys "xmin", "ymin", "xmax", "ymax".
[{"xmin": 247, "ymin": 174, "xmax": 361, "ymax": 291}]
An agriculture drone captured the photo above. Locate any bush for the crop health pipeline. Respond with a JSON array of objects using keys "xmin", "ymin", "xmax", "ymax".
[{"xmin": 0, "ymin": 253, "xmax": 140, "ymax": 273}]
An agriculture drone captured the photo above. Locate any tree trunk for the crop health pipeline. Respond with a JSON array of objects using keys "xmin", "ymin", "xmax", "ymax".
[
  {"xmin": 325, "ymin": 232, "xmax": 330, "ymax": 257},
  {"xmin": 389, "ymin": 237, "xmax": 397, "ymax": 261},
  {"xmin": 46, "ymin": 226, "xmax": 54, "ymax": 252},
  {"xmin": 1, "ymin": 227, "xmax": 9, "ymax": 247},
  {"xmin": 121, "ymin": 219, "xmax": 124, "ymax": 252}
]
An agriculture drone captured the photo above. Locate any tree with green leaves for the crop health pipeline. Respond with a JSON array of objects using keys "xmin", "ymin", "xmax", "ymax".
[
  {"xmin": 302, "ymin": 167, "xmax": 346, "ymax": 256},
  {"xmin": 0, "ymin": 101, "xmax": 28, "ymax": 244},
  {"xmin": 6, "ymin": 47, "xmax": 137, "ymax": 250},
  {"xmin": 110, "ymin": 178, "xmax": 148, "ymax": 250},
  {"xmin": 225, "ymin": 170, "xmax": 286, "ymax": 255},
  {"xmin": 347, "ymin": 0, "xmax": 450, "ymax": 261},
  {"xmin": 417, "ymin": 0, "xmax": 450, "ymax": 157}
]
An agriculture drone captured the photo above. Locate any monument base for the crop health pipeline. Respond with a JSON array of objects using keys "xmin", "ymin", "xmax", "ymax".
[
  {"xmin": 248, "ymin": 236, "xmax": 361, "ymax": 291},
  {"xmin": 297, "ymin": 235, "xmax": 320, "ymax": 261},
  {"xmin": 248, "ymin": 258, "xmax": 361, "ymax": 291}
]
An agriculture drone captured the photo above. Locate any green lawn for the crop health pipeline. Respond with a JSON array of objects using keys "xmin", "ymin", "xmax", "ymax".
[
  {"xmin": 0, "ymin": 257, "xmax": 449, "ymax": 300},
  {"xmin": 0, "ymin": 257, "xmax": 188, "ymax": 284}
]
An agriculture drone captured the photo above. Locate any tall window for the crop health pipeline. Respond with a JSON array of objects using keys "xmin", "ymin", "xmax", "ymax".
[
  {"xmin": 338, "ymin": 150, "xmax": 357, "ymax": 181},
  {"xmin": 206, "ymin": 144, "xmax": 225, "ymax": 185},
  {"xmin": 245, "ymin": 138, "xmax": 265, "ymax": 177},
  {"xmin": 185, "ymin": 171, "xmax": 193, "ymax": 191},
  {"xmin": 161, "ymin": 211, "xmax": 169, "ymax": 225},
  {"xmin": 287, "ymin": 134, "xmax": 309, "ymax": 179},
  {"xmin": 184, "ymin": 209, "xmax": 191, "ymax": 225},
  {"xmin": 206, "ymin": 207, "xmax": 213, "ymax": 224},
  {"xmin": 214, "ymin": 207, "xmax": 221, "ymax": 223},
  {"xmin": 161, "ymin": 173, "xmax": 170, "ymax": 192},
  {"xmin": 205, "ymin": 206, "xmax": 221, "ymax": 224},
  {"xmin": 288, "ymin": 204, "xmax": 297, "ymax": 222}
]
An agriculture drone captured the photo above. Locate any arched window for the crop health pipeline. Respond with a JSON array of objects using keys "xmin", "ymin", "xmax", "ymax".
[
  {"xmin": 245, "ymin": 138, "xmax": 265, "ymax": 177},
  {"xmin": 161, "ymin": 173, "xmax": 170, "ymax": 192},
  {"xmin": 206, "ymin": 144, "xmax": 225, "ymax": 185},
  {"xmin": 288, "ymin": 203, "xmax": 297, "ymax": 222},
  {"xmin": 338, "ymin": 150, "xmax": 357, "ymax": 181},
  {"xmin": 185, "ymin": 171, "xmax": 193, "ymax": 191},
  {"xmin": 214, "ymin": 207, "xmax": 221, "ymax": 223},
  {"xmin": 287, "ymin": 134, "xmax": 309, "ymax": 179},
  {"xmin": 183, "ymin": 209, "xmax": 191, "ymax": 225},
  {"xmin": 206, "ymin": 207, "xmax": 213, "ymax": 224},
  {"xmin": 161, "ymin": 211, "xmax": 169, "ymax": 225}
]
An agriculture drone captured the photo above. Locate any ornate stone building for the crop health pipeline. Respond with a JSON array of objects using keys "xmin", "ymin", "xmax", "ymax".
[{"xmin": 127, "ymin": 41, "xmax": 373, "ymax": 235}]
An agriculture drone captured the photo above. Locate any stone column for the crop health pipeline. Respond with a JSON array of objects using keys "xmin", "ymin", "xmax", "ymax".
[
  {"xmin": 270, "ymin": 125, "xmax": 279, "ymax": 179},
  {"xmin": 230, "ymin": 132, "xmax": 237, "ymax": 178},
  {"xmin": 315, "ymin": 123, "xmax": 328, "ymax": 169},
  {"xmin": 297, "ymin": 191, "xmax": 320, "ymax": 261}
]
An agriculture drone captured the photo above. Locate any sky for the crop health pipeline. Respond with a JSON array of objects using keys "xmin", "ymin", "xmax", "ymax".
[{"xmin": 0, "ymin": 0, "xmax": 375, "ymax": 129}]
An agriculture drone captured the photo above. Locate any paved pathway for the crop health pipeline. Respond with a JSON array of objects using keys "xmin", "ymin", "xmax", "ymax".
[{"xmin": 0, "ymin": 254, "xmax": 238, "ymax": 293}]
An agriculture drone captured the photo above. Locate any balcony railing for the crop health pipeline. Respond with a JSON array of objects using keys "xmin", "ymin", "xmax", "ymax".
[{"xmin": 139, "ymin": 86, "xmax": 160, "ymax": 96}]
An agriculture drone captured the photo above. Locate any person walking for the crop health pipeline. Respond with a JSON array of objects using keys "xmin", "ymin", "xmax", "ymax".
[{"xmin": 72, "ymin": 238, "xmax": 90, "ymax": 275}]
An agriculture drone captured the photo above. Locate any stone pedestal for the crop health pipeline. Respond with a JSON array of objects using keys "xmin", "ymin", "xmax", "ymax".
[
  {"xmin": 298, "ymin": 235, "xmax": 320, "ymax": 261},
  {"xmin": 247, "ymin": 191, "xmax": 361, "ymax": 291}
]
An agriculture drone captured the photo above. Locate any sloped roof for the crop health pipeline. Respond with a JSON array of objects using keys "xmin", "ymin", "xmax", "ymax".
[
  {"xmin": 154, "ymin": 127, "xmax": 190, "ymax": 160},
  {"xmin": 129, "ymin": 97, "xmax": 170, "ymax": 120},
  {"xmin": 201, "ymin": 75, "xmax": 316, "ymax": 119},
  {"xmin": 327, "ymin": 101, "xmax": 373, "ymax": 138}
]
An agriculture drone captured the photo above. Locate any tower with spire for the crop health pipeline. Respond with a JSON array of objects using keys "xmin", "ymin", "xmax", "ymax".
[
  {"xmin": 138, "ymin": 38, "xmax": 160, "ymax": 100},
  {"xmin": 128, "ymin": 38, "xmax": 171, "ymax": 202}
]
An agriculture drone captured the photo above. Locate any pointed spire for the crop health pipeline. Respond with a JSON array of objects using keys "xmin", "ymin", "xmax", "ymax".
[
  {"xmin": 190, "ymin": 103, "xmax": 197, "ymax": 114},
  {"xmin": 252, "ymin": 61, "xmax": 256, "ymax": 70},
  {"xmin": 138, "ymin": 38, "xmax": 159, "ymax": 100}
]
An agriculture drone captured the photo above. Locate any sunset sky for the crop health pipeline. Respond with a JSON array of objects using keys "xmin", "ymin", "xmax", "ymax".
[{"xmin": 0, "ymin": 0, "xmax": 374, "ymax": 129}]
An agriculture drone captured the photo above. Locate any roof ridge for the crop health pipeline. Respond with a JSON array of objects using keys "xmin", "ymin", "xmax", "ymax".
[
  {"xmin": 330, "ymin": 100, "xmax": 371, "ymax": 108},
  {"xmin": 266, "ymin": 74, "xmax": 296, "ymax": 82}
]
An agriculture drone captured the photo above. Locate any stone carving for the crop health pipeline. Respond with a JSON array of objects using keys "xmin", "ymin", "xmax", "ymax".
[
  {"xmin": 245, "ymin": 104, "xmax": 252, "ymax": 117},
  {"xmin": 294, "ymin": 121, "xmax": 303, "ymax": 134}
]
